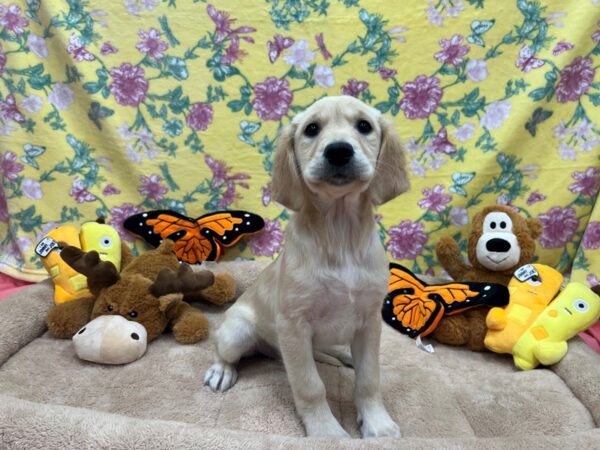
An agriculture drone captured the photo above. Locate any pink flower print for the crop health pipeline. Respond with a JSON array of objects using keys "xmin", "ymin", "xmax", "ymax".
[
  {"xmin": 186, "ymin": 103, "xmax": 213, "ymax": 131},
  {"xmin": 0, "ymin": 188, "xmax": 8, "ymax": 222},
  {"xmin": 206, "ymin": 4, "xmax": 255, "ymax": 44},
  {"xmin": 466, "ymin": 59, "xmax": 487, "ymax": 82},
  {"xmin": 435, "ymin": 34, "xmax": 469, "ymax": 66},
  {"xmin": 0, "ymin": 94, "xmax": 25, "ymax": 122},
  {"xmin": 341, "ymin": 78, "xmax": 369, "ymax": 97},
  {"xmin": 221, "ymin": 36, "xmax": 247, "ymax": 64},
  {"xmin": 138, "ymin": 174, "xmax": 168, "ymax": 201},
  {"xmin": 418, "ymin": 184, "xmax": 452, "ymax": 212},
  {"xmin": 102, "ymin": 184, "xmax": 121, "ymax": 196},
  {"xmin": 246, "ymin": 219, "xmax": 284, "ymax": 257},
  {"xmin": 378, "ymin": 67, "xmax": 397, "ymax": 81},
  {"xmin": 587, "ymin": 273, "xmax": 599, "ymax": 287},
  {"xmin": 0, "ymin": 151, "xmax": 23, "ymax": 180},
  {"xmin": 252, "ymin": 77, "xmax": 292, "ymax": 121},
  {"xmin": 0, "ymin": 4, "xmax": 28, "ymax": 35},
  {"xmin": 0, "ymin": 44, "xmax": 5, "ymax": 76},
  {"xmin": 526, "ymin": 191, "xmax": 546, "ymax": 205},
  {"xmin": 480, "ymin": 100, "xmax": 511, "ymax": 130},
  {"xmin": 261, "ymin": 182, "xmax": 272, "ymax": 207},
  {"xmin": 450, "ymin": 206, "xmax": 468, "ymax": 226},
  {"xmin": 315, "ymin": 33, "xmax": 331, "ymax": 60},
  {"xmin": 583, "ymin": 221, "xmax": 600, "ymax": 250},
  {"xmin": 109, "ymin": 203, "xmax": 143, "ymax": 242},
  {"xmin": 399, "ymin": 75, "xmax": 443, "ymax": 120},
  {"xmin": 27, "ymin": 34, "xmax": 47, "ymax": 58},
  {"xmin": 387, "ymin": 221, "xmax": 427, "ymax": 260},
  {"xmin": 69, "ymin": 178, "xmax": 96, "ymax": 204},
  {"xmin": 569, "ymin": 167, "xmax": 600, "ymax": 197},
  {"xmin": 109, "ymin": 63, "xmax": 148, "ymax": 107},
  {"xmin": 283, "ymin": 40, "xmax": 315, "ymax": 71},
  {"xmin": 204, "ymin": 154, "xmax": 250, "ymax": 206},
  {"xmin": 556, "ymin": 57, "xmax": 595, "ymax": 103},
  {"xmin": 431, "ymin": 127, "xmax": 456, "ymax": 154},
  {"xmin": 453, "ymin": 123, "xmax": 475, "ymax": 142},
  {"xmin": 21, "ymin": 178, "xmax": 42, "ymax": 200},
  {"xmin": 48, "ymin": 83, "xmax": 74, "ymax": 110},
  {"xmin": 267, "ymin": 34, "xmax": 294, "ymax": 64},
  {"xmin": 538, "ymin": 206, "xmax": 579, "ymax": 248},
  {"xmin": 67, "ymin": 33, "xmax": 95, "ymax": 62},
  {"xmin": 136, "ymin": 28, "xmax": 168, "ymax": 60},
  {"xmin": 552, "ymin": 41, "xmax": 574, "ymax": 56},
  {"xmin": 314, "ymin": 65, "xmax": 334, "ymax": 88},
  {"xmin": 100, "ymin": 42, "xmax": 118, "ymax": 55}
]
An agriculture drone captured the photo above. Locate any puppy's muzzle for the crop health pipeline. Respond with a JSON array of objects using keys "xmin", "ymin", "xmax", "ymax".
[{"xmin": 324, "ymin": 141, "xmax": 354, "ymax": 167}]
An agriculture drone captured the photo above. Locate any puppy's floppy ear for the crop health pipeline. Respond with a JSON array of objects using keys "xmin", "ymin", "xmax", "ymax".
[
  {"xmin": 368, "ymin": 116, "xmax": 409, "ymax": 205},
  {"xmin": 271, "ymin": 124, "xmax": 304, "ymax": 211}
]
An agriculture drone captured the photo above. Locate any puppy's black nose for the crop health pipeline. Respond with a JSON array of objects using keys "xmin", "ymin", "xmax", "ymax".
[
  {"xmin": 486, "ymin": 238, "xmax": 511, "ymax": 253},
  {"xmin": 324, "ymin": 142, "xmax": 354, "ymax": 167}
]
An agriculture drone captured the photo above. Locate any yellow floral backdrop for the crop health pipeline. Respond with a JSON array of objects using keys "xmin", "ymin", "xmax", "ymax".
[{"xmin": 0, "ymin": 0, "xmax": 599, "ymax": 285}]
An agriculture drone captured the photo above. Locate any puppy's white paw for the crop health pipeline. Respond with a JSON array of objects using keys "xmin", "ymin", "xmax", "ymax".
[
  {"xmin": 359, "ymin": 408, "xmax": 401, "ymax": 439},
  {"xmin": 304, "ymin": 415, "xmax": 350, "ymax": 438},
  {"xmin": 204, "ymin": 362, "xmax": 238, "ymax": 392}
]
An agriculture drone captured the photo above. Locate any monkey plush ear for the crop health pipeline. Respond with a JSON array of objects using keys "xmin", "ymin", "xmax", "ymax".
[{"xmin": 527, "ymin": 218, "xmax": 543, "ymax": 239}]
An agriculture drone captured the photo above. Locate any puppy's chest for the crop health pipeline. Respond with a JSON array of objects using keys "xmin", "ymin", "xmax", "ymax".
[{"xmin": 297, "ymin": 265, "xmax": 387, "ymax": 344}]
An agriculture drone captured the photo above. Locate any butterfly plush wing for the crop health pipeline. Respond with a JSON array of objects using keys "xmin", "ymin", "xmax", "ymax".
[
  {"xmin": 124, "ymin": 210, "xmax": 264, "ymax": 264},
  {"xmin": 382, "ymin": 264, "xmax": 509, "ymax": 338},
  {"xmin": 382, "ymin": 264, "xmax": 445, "ymax": 338}
]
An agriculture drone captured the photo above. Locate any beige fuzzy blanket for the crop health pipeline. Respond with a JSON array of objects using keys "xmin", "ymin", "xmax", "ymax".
[{"xmin": 0, "ymin": 261, "xmax": 599, "ymax": 449}]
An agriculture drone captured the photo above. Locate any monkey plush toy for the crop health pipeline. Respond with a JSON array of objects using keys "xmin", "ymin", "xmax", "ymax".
[{"xmin": 433, "ymin": 205, "xmax": 543, "ymax": 351}]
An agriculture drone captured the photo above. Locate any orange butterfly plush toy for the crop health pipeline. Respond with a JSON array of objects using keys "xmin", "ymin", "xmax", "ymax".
[
  {"xmin": 124, "ymin": 210, "xmax": 264, "ymax": 264},
  {"xmin": 382, "ymin": 263, "xmax": 509, "ymax": 339}
]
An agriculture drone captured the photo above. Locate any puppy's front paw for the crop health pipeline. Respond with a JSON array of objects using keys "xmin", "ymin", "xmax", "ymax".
[
  {"xmin": 304, "ymin": 415, "xmax": 350, "ymax": 438},
  {"xmin": 203, "ymin": 362, "xmax": 238, "ymax": 392},
  {"xmin": 359, "ymin": 408, "xmax": 401, "ymax": 438}
]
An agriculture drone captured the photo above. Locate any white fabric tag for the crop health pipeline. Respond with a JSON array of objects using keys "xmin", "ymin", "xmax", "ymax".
[
  {"xmin": 35, "ymin": 237, "xmax": 60, "ymax": 258},
  {"xmin": 514, "ymin": 264, "xmax": 538, "ymax": 282},
  {"xmin": 416, "ymin": 336, "xmax": 435, "ymax": 354}
]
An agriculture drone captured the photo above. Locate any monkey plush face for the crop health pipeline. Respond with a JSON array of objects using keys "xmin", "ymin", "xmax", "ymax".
[
  {"xmin": 476, "ymin": 210, "xmax": 521, "ymax": 271},
  {"xmin": 468, "ymin": 205, "xmax": 542, "ymax": 275}
]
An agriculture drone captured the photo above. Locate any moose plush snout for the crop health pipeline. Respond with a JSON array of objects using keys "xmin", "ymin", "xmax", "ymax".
[{"xmin": 73, "ymin": 315, "xmax": 148, "ymax": 365}]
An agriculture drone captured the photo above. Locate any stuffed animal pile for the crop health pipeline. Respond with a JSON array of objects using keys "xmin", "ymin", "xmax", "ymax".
[
  {"xmin": 433, "ymin": 205, "xmax": 543, "ymax": 350},
  {"xmin": 483, "ymin": 263, "xmax": 600, "ymax": 370}
]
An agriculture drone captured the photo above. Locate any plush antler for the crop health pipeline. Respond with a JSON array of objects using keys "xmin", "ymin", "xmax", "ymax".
[
  {"xmin": 60, "ymin": 245, "xmax": 120, "ymax": 296},
  {"xmin": 149, "ymin": 264, "xmax": 215, "ymax": 298}
]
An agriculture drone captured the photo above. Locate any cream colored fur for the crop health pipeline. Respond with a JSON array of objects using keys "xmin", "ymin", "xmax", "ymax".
[{"xmin": 204, "ymin": 96, "xmax": 409, "ymax": 438}]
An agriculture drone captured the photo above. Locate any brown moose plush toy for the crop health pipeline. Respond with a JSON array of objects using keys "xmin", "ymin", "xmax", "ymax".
[
  {"xmin": 47, "ymin": 240, "xmax": 236, "ymax": 362},
  {"xmin": 433, "ymin": 205, "xmax": 543, "ymax": 351}
]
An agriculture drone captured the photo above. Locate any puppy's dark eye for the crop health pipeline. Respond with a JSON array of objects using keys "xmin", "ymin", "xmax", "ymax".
[
  {"xmin": 356, "ymin": 120, "xmax": 372, "ymax": 134},
  {"xmin": 107, "ymin": 305, "xmax": 113, "ymax": 312},
  {"xmin": 304, "ymin": 122, "xmax": 320, "ymax": 137},
  {"xmin": 490, "ymin": 221, "xmax": 496, "ymax": 229},
  {"xmin": 129, "ymin": 311, "xmax": 138, "ymax": 318}
]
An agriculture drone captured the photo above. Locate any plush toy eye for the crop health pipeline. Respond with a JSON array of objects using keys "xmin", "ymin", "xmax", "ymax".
[
  {"xmin": 490, "ymin": 221, "xmax": 497, "ymax": 229},
  {"xmin": 573, "ymin": 299, "xmax": 589, "ymax": 313},
  {"xmin": 99, "ymin": 236, "xmax": 113, "ymax": 248},
  {"xmin": 107, "ymin": 304, "xmax": 113, "ymax": 312},
  {"xmin": 129, "ymin": 311, "xmax": 138, "ymax": 318},
  {"xmin": 527, "ymin": 276, "xmax": 542, "ymax": 286},
  {"xmin": 304, "ymin": 122, "xmax": 320, "ymax": 137},
  {"xmin": 500, "ymin": 221, "xmax": 507, "ymax": 229},
  {"xmin": 356, "ymin": 120, "xmax": 372, "ymax": 134}
]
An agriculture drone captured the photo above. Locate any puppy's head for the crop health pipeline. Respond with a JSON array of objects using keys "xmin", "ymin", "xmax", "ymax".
[{"xmin": 272, "ymin": 96, "xmax": 408, "ymax": 210}]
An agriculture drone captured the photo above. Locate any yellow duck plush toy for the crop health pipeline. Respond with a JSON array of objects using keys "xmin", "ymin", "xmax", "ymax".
[
  {"xmin": 484, "ymin": 264, "xmax": 563, "ymax": 354},
  {"xmin": 512, "ymin": 283, "xmax": 600, "ymax": 370}
]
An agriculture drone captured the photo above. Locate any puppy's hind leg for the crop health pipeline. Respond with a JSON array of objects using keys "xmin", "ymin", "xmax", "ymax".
[{"xmin": 204, "ymin": 307, "xmax": 257, "ymax": 392}]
